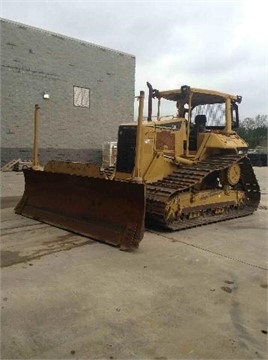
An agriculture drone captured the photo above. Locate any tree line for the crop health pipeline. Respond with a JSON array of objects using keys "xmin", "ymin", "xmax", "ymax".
[{"xmin": 236, "ymin": 115, "xmax": 268, "ymax": 149}]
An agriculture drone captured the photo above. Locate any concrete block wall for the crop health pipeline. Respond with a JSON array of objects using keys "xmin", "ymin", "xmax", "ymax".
[{"xmin": 1, "ymin": 19, "xmax": 135, "ymax": 166}]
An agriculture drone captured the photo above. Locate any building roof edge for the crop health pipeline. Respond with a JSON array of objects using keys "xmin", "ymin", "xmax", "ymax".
[{"xmin": 0, "ymin": 17, "xmax": 136, "ymax": 59}]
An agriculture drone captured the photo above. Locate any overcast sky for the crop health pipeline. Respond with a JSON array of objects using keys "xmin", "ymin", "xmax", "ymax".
[{"xmin": 1, "ymin": 0, "xmax": 267, "ymax": 119}]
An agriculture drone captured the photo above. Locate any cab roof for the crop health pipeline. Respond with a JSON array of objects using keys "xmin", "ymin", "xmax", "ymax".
[{"xmin": 157, "ymin": 86, "xmax": 242, "ymax": 106}]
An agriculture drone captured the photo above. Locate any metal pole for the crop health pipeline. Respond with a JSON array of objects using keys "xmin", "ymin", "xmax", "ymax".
[
  {"xmin": 146, "ymin": 82, "xmax": 153, "ymax": 121},
  {"xmin": 133, "ymin": 91, "xmax": 144, "ymax": 182},
  {"xmin": 33, "ymin": 104, "xmax": 40, "ymax": 168},
  {"xmin": 225, "ymin": 97, "xmax": 232, "ymax": 133},
  {"xmin": 157, "ymin": 98, "xmax": 161, "ymax": 120},
  {"xmin": 186, "ymin": 93, "xmax": 192, "ymax": 156}
]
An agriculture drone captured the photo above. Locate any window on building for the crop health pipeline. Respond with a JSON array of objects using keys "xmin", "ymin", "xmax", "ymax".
[{"xmin": 73, "ymin": 86, "xmax": 90, "ymax": 108}]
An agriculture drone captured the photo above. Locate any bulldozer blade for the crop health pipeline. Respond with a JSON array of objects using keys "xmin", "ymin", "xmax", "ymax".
[{"xmin": 15, "ymin": 169, "xmax": 145, "ymax": 250}]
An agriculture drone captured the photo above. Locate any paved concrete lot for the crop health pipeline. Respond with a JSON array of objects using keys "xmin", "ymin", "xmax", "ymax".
[{"xmin": 1, "ymin": 168, "xmax": 268, "ymax": 359}]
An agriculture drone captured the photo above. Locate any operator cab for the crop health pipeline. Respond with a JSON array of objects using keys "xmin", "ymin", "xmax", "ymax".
[{"xmin": 154, "ymin": 85, "xmax": 242, "ymax": 155}]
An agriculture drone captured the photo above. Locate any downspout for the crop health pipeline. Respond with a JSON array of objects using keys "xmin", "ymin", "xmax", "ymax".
[{"xmin": 32, "ymin": 104, "xmax": 41, "ymax": 170}]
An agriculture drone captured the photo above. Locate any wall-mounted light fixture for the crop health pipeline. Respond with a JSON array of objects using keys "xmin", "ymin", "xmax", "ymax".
[{"xmin": 43, "ymin": 91, "xmax": 50, "ymax": 100}]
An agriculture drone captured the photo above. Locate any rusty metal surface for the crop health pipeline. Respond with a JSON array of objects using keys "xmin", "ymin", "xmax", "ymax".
[
  {"xmin": 156, "ymin": 131, "xmax": 175, "ymax": 151},
  {"xmin": 15, "ymin": 169, "xmax": 145, "ymax": 250}
]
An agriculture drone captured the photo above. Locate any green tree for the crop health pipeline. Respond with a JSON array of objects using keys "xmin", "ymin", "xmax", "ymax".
[{"xmin": 237, "ymin": 115, "xmax": 268, "ymax": 148}]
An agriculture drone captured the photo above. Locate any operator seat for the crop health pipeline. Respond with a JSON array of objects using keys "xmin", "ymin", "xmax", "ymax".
[
  {"xmin": 189, "ymin": 115, "xmax": 207, "ymax": 151},
  {"xmin": 194, "ymin": 115, "xmax": 207, "ymax": 131}
]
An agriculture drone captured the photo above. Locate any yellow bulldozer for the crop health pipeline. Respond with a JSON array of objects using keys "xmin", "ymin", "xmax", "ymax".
[{"xmin": 15, "ymin": 84, "xmax": 260, "ymax": 250}]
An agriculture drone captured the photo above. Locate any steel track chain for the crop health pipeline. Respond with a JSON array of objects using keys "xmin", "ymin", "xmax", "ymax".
[{"xmin": 146, "ymin": 155, "xmax": 260, "ymax": 230}]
